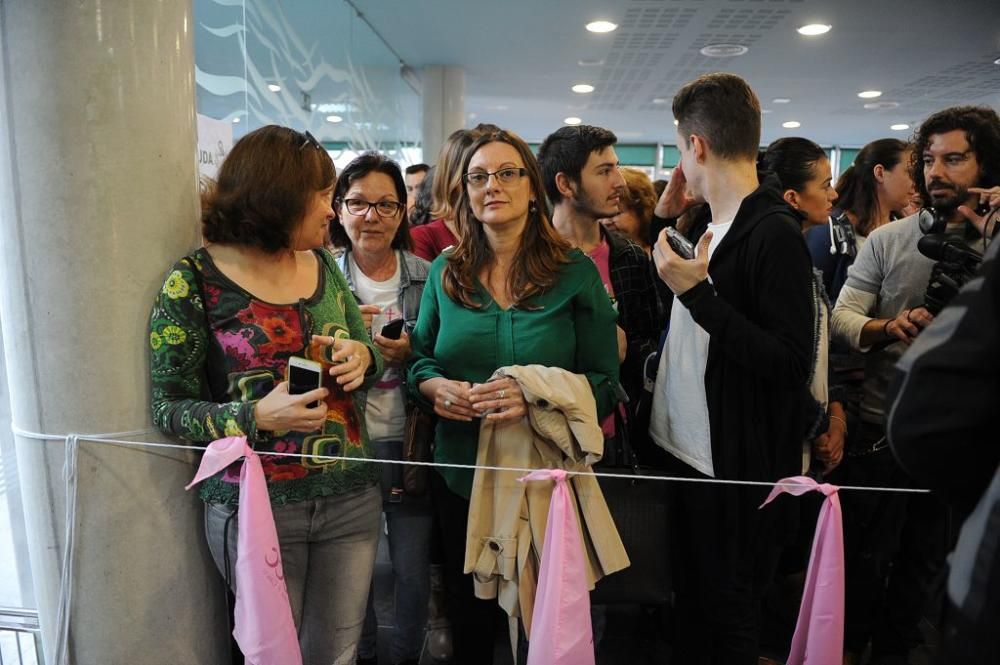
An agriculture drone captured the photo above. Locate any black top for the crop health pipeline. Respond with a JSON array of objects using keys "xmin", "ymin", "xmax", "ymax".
[{"xmin": 675, "ymin": 175, "xmax": 815, "ymax": 481}]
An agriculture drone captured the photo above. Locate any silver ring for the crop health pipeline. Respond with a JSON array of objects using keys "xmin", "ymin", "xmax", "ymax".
[
  {"xmin": 498, "ymin": 389, "xmax": 506, "ymax": 400},
  {"xmin": 444, "ymin": 398, "xmax": 452, "ymax": 409}
]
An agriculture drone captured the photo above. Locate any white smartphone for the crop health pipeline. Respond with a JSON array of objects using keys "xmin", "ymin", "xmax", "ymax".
[{"xmin": 287, "ymin": 356, "xmax": 323, "ymax": 408}]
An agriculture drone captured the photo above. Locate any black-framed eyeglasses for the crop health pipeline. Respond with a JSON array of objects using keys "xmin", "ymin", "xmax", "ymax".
[
  {"xmin": 463, "ymin": 167, "xmax": 528, "ymax": 189},
  {"xmin": 339, "ymin": 198, "xmax": 404, "ymax": 217},
  {"xmin": 299, "ymin": 130, "xmax": 323, "ymax": 151}
]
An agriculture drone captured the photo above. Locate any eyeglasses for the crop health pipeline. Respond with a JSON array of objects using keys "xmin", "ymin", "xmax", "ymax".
[
  {"xmin": 299, "ymin": 130, "xmax": 323, "ymax": 151},
  {"xmin": 339, "ymin": 198, "xmax": 404, "ymax": 217},
  {"xmin": 463, "ymin": 167, "xmax": 528, "ymax": 189}
]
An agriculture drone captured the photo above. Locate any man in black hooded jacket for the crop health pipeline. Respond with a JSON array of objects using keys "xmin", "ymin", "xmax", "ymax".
[{"xmin": 650, "ymin": 73, "xmax": 814, "ymax": 664}]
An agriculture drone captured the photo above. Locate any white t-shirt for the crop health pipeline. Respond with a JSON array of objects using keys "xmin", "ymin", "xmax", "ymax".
[
  {"xmin": 349, "ymin": 254, "xmax": 406, "ymax": 442},
  {"xmin": 649, "ymin": 219, "xmax": 734, "ymax": 477}
]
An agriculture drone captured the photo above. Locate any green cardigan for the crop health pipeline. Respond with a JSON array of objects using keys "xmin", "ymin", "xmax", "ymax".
[{"xmin": 407, "ymin": 249, "xmax": 620, "ymax": 498}]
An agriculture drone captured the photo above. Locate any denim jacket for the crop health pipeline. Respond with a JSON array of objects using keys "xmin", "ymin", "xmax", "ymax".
[
  {"xmin": 336, "ymin": 249, "xmax": 432, "ymax": 504},
  {"xmin": 335, "ymin": 249, "xmax": 431, "ymax": 334}
]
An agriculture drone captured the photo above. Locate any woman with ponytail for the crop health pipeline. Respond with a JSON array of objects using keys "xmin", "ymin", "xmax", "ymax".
[{"xmin": 805, "ymin": 139, "xmax": 914, "ymax": 301}]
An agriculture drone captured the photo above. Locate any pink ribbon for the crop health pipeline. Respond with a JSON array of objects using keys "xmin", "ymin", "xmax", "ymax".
[
  {"xmin": 187, "ymin": 437, "xmax": 302, "ymax": 665},
  {"xmin": 760, "ymin": 475, "xmax": 844, "ymax": 665},
  {"xmin": 520, "ymin": 469, "xmax": 595, "ymax": 665}
]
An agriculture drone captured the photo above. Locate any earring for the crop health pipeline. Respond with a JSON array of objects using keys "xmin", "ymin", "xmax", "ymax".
[{"xmin": 529, "ymin": 200, "xmax": 538, "ymax": 214}]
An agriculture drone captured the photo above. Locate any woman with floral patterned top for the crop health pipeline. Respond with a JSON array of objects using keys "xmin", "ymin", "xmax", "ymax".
[{"xmin": 149, "ymin": 125, "xmax": 383, "ymax": 665}]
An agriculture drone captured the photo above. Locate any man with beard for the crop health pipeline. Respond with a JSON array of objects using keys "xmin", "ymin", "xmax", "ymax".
[
  {"xmin": 538, "ymin": 125, "xmax": 661, "ymax": 409},
  {"xmin": 831, "ymin": 105, "xmax": 1000, "ymax": 664}
]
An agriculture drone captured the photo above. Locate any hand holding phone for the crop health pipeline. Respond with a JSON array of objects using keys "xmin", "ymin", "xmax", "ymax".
[
  {"xmin": 380, "ymin": 318, "xmax": 405, "ymax": 340},
  {"xmin": 287, "ymin": 356, "xmax": 323, "ymax": 408},
  {"xmin": 664, "ymin": 226, "xmax": 696, "ymax": 259}
]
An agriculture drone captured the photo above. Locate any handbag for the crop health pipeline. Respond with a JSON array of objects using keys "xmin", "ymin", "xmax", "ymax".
[
  {"xmin": 401, "ymin": 404, "xmax": 436, "ymax": 497},
  {"xmin": 590, "ymin": 401, "xmax": 672, "ymax": 606}
]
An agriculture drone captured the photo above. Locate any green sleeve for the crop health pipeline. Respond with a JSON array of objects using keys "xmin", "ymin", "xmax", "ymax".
[
  {"xmin": 407, "ymin": 262, "xmax": 445, "ymax": 409},
  {"xmin": 573, "ymin": 261, "xmax": 621, "ymax": 419},
  {"xmin": 149, "ymin": 258, "xmax": 263, "ymax": 443},
  {"xmin": 325, "ymin": 253, "xmax": 383, "ymax": 389}
]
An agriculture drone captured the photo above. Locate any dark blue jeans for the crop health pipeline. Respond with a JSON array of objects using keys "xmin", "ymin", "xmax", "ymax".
[{"xmin": 358, "ymin": 440, "xmax": 433, "ymax": 663}]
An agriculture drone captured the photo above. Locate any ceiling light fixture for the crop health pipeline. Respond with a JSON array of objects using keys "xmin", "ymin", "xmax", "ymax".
[
  {"xmin": 994, "ymin": 57, "xmax": 1000, "ymax": 65},
  {"xmin": 585, "ymin": 20, "xmax": 617, "ymax": 33},
  {"xmin": 232, "ymin": 117, "xmax": 240, "ymax": 123},
  {"xmin": 673, "ymin": 119, "xmax": 679, "ymax": 126},
  {"xmin": 564, "ymin": 116, "xmax": 583, "ymax": 125},
  {"xmin": 773, "ymin": 98, "xmax": 791, "ymax": 104},
  {"xmin": 864, "ymin": 101, "xmax": 900, "ymax": 110},
  {"xmin": 782, "ymin": 121, "xmax": 801, "ymax": 129},
  {"xmin": 761, "ymin": 109, "xmax": 773, "ymax": 114},
  {"xmin": 267, "ymin": 84, "xmax": 281, "ymax": 92},
  {"xmin": 326, "ymin": 115, "xmax": 343, "ymax": 123},
  {"xmin": 652, "ymin": 98, "xmax": 668, "ymax": 105},
  {"xmin": 858, "ymin": 90, "xmax": 882, "ymax": 99},
  {"xmin": 700, "ymin": 43, "xmax": 749, "ymax": 57},
  {"xmin": 572, "ymin": 84, "xmax": 595, "ymax": 94},
  {"xmin": 797, "ymin": 24, "xmax": 831, "ymax": 36},
  {"xmin": 578, "ymin": 58, "xmax": 605, "ymax": 67},
  {"xmin": 890, "ymin": 123, "xmax": 910, "ymax": 131}
]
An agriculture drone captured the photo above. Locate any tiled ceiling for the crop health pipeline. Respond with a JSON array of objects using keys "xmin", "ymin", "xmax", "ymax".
[{"xmin": 347, "ymin": 0, "xmax": 999, "ymax": 145}]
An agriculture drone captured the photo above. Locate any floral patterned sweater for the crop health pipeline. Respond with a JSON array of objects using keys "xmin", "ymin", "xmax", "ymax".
[{"xmin": 149, "ymin": 247, "xmax": 382, "ymax": 506}]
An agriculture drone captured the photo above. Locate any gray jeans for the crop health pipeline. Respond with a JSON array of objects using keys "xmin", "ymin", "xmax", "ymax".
[{"xmin": 205, "ymin": 484, "xmax": 381, "ymax": 665}]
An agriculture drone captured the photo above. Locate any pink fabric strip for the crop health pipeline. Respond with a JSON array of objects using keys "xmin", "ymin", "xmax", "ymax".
[
  {"xmin": 520, "ymin": 469, "xmax": 595, "ymax": 665},
  {"xmin": 760, "ymin": 475, "xmax": 844, "ymax": 665},
  {"xmin": 187, "ymin": 437, "xmax": 302, "ymax": 665}
]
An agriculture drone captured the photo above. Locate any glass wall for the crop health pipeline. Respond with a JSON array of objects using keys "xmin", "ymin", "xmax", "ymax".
[{"xmin": 194, "ymin": 0, "xmax": 422, "ymax": 172}]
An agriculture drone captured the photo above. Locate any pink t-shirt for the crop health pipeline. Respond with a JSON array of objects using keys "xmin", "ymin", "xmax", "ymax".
[
  {"xmin": 586, "ymin": 240, "xmax": 619, "ymax": 438},
  {"xmin": 410, "ymin": 218, "xmax": 459, "ymax": 262}
]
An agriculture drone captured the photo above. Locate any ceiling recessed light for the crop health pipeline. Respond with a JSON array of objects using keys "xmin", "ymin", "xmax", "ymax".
[
  {"xmin": 326, "ymin": 115, "xmax": 343, "ymax": 123},
  {"xmin": 773, "ymin": 98, "xmax": 791, "ymax": 104},
  {"xmin": 673, "ymin": 119, "xmax": 679, "ymax": 126},
  {"xmin": 572, "ymin": 84, "xmax": 595, "ymax": 94},
  {"xmin": 858, "ymin": 90, "xmax": 883, "ymax": 99},
  {"xmin": 267, "ymin": 83, "xmax": 281, "ymax": 92},
  {"xmin": 782, "ymin": 121, "xmax": 801, "ymax": 129},
  {"xmin": 578, "ymin": 58, "xmax": 605, "ymax": 67},
  {"xmin": 890, "ymin": 123, "xmax": 910, "ymax": 131},
  {"xmin": 797, "ymin": 24, "xmax": 831, "ymax": 36},
  {"xmin": 700, "ymin": 43, "xmax": 749, "ymax": 57},
  {"xmin": 652, "ymin": 98, "xmax": 668, "ymax": 105},
  {"xmin": 564, "ymin": 116, "xmax": 582, "ymax": 125},
  {"xmin": 864, "ymin": 101, "xmax": 900, "ymax": 110},
  {"xmin": 761, "ymin": 109, "xmax": 773, "ymax": 114},
  {"xmin": 585, "ymin": 20, "xmax": 617, "ymax": 33},
  {"xmin": 232, "ymin": 117, "xmax": 240, "ymax": 123}
]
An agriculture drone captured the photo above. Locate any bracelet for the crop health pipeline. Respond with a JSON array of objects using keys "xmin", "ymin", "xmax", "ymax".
[
  {"xmin": 882, "ymin": 318, "xmax": 892, "ymax": 338},
  {"xmin": 829, "ymin": 415, "xmax": 848, "ymax": 432}
]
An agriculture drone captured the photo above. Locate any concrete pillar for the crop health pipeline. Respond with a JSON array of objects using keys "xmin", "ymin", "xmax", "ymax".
[
  {"xmin": 0, "ymin": 1, "xmax": 228, "ymax": 663},
  {"xmin": 420, "ymin": 65, "xmax": 466, "ymax": 166}
]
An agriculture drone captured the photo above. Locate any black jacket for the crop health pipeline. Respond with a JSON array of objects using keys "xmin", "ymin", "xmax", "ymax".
[
  {"xmin": 676, "ymin": 175, "xmax": 814, "ymax": 481},
  {"xmin": 602, "ymin": 227, "xmax": 662, "ymax": 404}
]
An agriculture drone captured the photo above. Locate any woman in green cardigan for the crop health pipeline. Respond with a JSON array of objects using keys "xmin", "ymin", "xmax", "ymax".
[{"xmin": 407, "ymin": 128, "xmax": 620, "ymax": 664}]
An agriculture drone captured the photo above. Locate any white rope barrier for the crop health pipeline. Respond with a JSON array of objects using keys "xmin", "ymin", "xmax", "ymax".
[{"xmin": 10, "ymin": 424, "xmax": 932, "ymax": 495}]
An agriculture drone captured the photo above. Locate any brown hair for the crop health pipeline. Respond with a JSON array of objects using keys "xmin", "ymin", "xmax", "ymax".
[
  {"xmin": 442, "ymin": 129, "xmax": 571, "ymax": 309},
  {"xmin": 202, "ymin": 125, "xmax": 335, "ymax": 253},
  {"xmin": 672, "ymin": 73, "xmax": 761, "ymax": 161},
  {"xmin": 619, "ymin": 167, "xmax": 657, "ymax": 245}
]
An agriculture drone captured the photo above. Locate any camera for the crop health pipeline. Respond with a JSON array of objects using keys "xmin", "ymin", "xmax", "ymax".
[{"xmin": 917, "ymin": 233, "xmax": 983, "ymax": 315}]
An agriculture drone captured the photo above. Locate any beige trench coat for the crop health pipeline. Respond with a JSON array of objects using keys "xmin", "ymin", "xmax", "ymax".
[{"xmin": 464, "ymin": 364, "xmax": 630, "ymax": 632}]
